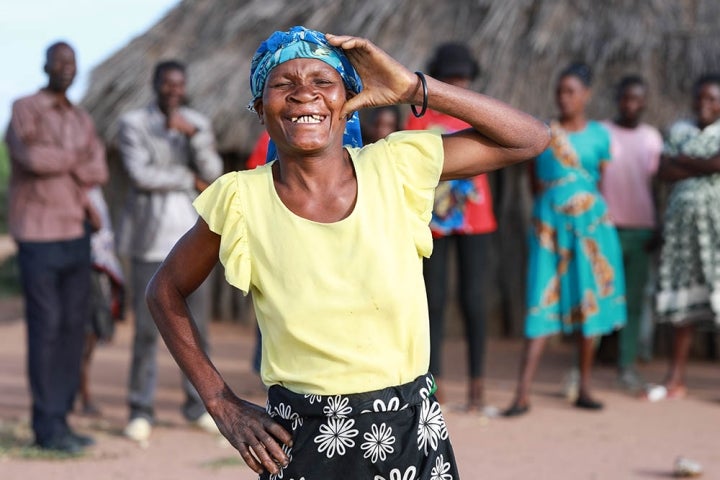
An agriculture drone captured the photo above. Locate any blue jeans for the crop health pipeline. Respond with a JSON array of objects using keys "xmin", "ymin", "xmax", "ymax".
[
  {"xmin": 18, "ymin": 235, "xmax": 92, "ymax": 444},
  {"xmin": 128, "ymin": 260, "xmax": 210, "ymax": 422}
]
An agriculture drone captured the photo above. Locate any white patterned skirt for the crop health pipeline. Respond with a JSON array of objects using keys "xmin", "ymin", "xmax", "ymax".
[
  {"xmin": 261, "ymin": 373, "xmax": 459, "ymax": 480},
  {"xmin": 656, "ymin": 176, "xmax": 720, "ymax": 326}
]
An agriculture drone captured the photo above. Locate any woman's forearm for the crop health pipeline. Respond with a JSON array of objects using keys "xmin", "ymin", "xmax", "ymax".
[
  {"xmin": 674, "ymin": 152, "xmax": 720, "ymax": 175},
  {"xmin": 423, "ymin": 75, "xmax": 549, "ymax": 160},
  {"xmin": 658, "ymin": 156, "xmax": 698, "ymax": 181}
]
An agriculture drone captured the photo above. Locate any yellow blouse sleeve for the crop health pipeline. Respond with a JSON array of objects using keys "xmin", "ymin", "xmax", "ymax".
[
  {"xmin": 385, "ymin": 130, "xmax": 444, "ymax": 257},
  {"xmin": 192, "ymin": 172, "xmax": 251, "ymax": 293}
]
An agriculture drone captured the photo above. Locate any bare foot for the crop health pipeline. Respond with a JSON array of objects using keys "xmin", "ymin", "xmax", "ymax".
[
  {"xmin": 467, "ymin": 378, "xmax": 484, "ymax": 413},
  {"xmin": 664, "ymin": 384, "xmax": 688, "ymax": 399}
]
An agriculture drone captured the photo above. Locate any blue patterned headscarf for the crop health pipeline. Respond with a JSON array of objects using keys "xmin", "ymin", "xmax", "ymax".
[{"xmin": 249, "ymin": 26, "xmax": 364, "ymax": 161}]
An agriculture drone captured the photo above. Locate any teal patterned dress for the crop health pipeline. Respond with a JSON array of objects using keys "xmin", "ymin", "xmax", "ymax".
[{"xmin": 525, "ymin": 121, "xmax": 626, "ymax": 338}]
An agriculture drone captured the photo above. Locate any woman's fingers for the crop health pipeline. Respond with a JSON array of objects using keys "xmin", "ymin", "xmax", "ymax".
[
  {"xmin": 328, "ymin": 33, "xmax": 417, "ymax": 114},
  {"xmin": 233, "ymin": 428, "xmax": 290, "ymax": 475},
  {"xmin": 255, "ymin": 428, "xmax": 290, "ymax": 467},
  {"xmin": 265, "ymin": 418, "xmax": 294, "ymax": 447},
  {"xmin": 216, "ymin": 400, "xmax": 293, "ymax": 475},
  {"xmin": 237, "ymin": 441, "xmax": 265, "ymax": 474}
]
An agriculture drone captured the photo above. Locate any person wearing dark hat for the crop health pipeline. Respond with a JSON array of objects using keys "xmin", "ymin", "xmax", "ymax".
[{"xmin": 405, "ymin": 42, "xmax": 497, "ymax": 413}]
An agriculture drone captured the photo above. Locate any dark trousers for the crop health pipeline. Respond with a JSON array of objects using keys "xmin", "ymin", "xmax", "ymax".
[
  {"xmin": 424, "ymin": 233, "xmax": 489, "ymax": 378},
  {"xmin": 18, "ymin": 235, "xmax": 92, "ymax": 444},
  {"xmin": 128, "ymin": 260, "xmax": 210, "ymax": 422}
]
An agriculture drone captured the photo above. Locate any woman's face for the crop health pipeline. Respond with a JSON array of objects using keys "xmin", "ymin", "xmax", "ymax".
[
  {"xmin": 369, "ymin": 109, "xmax": 400, "ymax": 142},
  {"xmin": 255, "ymin": 58, "xmax": 348, "ymax": 155},
  {"xmin": 440, "ymin": 76, "xmax": 471, "ymax": 89},
  {"xmin": 694, "ymin": 82, "xmax": 720, "ymax": 128},
  {"xmin": 556, "ymin": 75, "xmax": 590, "ymax": 119}
]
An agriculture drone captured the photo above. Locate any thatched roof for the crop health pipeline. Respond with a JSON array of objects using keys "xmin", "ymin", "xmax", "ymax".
[{"xmin": 83, "ymin": 0, "xmax": 720, "ymax": 156}]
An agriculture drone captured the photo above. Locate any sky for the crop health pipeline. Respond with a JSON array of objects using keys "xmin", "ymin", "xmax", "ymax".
[{"xmin": 0, "ymin": 0, "xmax": 180, "ymax": 130}]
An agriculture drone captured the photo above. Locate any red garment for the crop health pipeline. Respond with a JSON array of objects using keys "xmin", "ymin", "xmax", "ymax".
[
  {"xmin": 246, "ymin": 130, "xmax": 270, "ymax": 170},
  {"xmin": 405, "ymin": 110, "xmax": 496, "ymax": 236}
]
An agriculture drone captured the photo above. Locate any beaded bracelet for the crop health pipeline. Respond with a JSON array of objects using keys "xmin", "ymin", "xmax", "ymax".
[{"xmin": 410, "ymin": 71, "xmax": 428, "ymax": 118}]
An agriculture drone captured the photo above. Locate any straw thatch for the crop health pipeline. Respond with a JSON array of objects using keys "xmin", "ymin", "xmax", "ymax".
[
  {"xmin": 84, "ymin": 0, "xmax": 720, "ymax": 154},
  {"xmin": 83, "ymin": 0, "xmax": 720, "ymax": 333}
]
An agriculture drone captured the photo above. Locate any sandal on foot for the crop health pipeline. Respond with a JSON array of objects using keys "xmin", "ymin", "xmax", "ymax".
[
  {"xmin": 574, "ymin": 396, "xmax": 604, "ymax": 410},
  {"xmin": 502, "ymin": 404, "xmax": 530, "ymax": 417}
]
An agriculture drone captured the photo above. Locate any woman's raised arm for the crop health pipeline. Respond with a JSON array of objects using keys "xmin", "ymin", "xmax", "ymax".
[{"xmin": 326, "ymin": 34, "xmax": 550, "ymax": 180}]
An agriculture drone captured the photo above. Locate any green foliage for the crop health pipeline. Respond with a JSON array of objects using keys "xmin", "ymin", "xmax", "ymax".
[
  {"xmin": 0, "ymin": 419, "xmax": 84, "ymax": 460},
  {"xmin": 0, "ymin": 142, "xmax": 8, "ymax": 232},
  {"xmin": 0, "ymin": 142, "xmax": 19, "ymax": 296}
]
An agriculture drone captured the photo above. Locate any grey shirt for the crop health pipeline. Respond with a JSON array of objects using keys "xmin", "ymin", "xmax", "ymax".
[{"xmin": 117, "ymin": 104, "xmax": 222, "ymax": 261}]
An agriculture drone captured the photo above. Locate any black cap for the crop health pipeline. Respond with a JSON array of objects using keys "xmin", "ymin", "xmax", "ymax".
[{"xmin": 427, "ymin": 43, "xmax": 479, "ymax": 81}]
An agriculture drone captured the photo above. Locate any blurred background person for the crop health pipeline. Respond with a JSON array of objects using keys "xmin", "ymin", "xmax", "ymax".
[
  {"xmin": 361, "ymin": 105, "xmax": 402, "ymax": 144},
  {"xmin": 652, "ymin": 73, "xmax": 720, "ymax": 400},
  {"xmin": 116, "ymin": 59, "xmax": 223, "ymax": 442},
  {"xmin": 77, "ymin": 186, "xmax": 125, "ymax": 416},
  {"xmin": 600, "ymin": 75, "xmax": 663, "ymax": 393},
  {"xmin": 405, "ymin": 42, "xmax": 497, "ymax": 412},
  {"xmin": 5, "ymin": 41, "xmax": 108, "ymax": 452},
  {"xmin": 503, "ymin": 62, "xmax": 626, "ymax": 416}
]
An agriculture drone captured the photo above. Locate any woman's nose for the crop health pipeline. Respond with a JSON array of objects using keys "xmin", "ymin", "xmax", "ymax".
[{"xmin": 290, "ymin": 84, "xmax": 318, "ymax": 102}]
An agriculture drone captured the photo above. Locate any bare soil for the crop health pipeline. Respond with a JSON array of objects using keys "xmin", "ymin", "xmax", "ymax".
[{"xmin": 0, "ymin": 295, "xmax": 718, "ymax": 480}]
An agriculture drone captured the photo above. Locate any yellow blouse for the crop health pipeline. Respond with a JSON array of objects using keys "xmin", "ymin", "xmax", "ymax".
[{"xmin": 193, "ymin": 130, "xmax": 443, "ymax": 395}]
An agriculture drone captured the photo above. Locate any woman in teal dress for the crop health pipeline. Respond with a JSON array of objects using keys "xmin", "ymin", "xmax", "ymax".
[{"xmin": 504, "ymin": 63, "xmax": 626, "ymax": 416}]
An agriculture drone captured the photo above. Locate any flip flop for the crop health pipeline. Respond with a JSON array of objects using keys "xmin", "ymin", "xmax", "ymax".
[
  {"xmin": 502, "ymin": 404, "xmax": 530, "ymax": 417},
  {"xmin": 574, "ymin": 396, "xmax": 604, "ymax": 410}
]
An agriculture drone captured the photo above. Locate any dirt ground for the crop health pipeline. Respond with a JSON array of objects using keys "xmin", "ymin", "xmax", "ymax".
[{"xmin": 0, "ymin": 295, "xmax": 718, "ymax": 480}]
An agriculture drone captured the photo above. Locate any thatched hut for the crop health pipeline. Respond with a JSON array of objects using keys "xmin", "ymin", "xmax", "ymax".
[{"xmin": 83, "ymin": 0, "xmax": 720, "ymax": 335}]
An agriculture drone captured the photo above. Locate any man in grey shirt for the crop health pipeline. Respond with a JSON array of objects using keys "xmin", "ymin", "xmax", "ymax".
[{"xmin": 117, "ymin": 60, "xmax": 222, "ymax": 442}]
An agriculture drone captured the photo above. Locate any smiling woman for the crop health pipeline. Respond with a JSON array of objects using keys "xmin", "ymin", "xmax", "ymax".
[
  {"xmin": 146, "ymin": 25, "xmax": 549, "ymax": 479},
  {"xmin": 257, "ymin": 59, "xmax": 351, "ymax": 165}
]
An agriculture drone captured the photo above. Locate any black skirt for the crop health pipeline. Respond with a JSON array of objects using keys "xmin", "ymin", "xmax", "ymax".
[{"xmin": 261, "ymin": 373, "xmax": 460, "ymax": 479}]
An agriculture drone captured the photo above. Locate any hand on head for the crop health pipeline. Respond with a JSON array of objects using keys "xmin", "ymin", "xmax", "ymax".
[{"xmin": 325, "ymin": 34, "xmax": 418, "ymax": 119}]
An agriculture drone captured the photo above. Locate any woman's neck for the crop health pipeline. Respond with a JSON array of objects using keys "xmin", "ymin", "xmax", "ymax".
[
  {"xmin": 698, "ymin": 116, "xmax": 720, "ymax": 130},
  {"xmin": 559, "ymin": 114, "xmax": 587, "ymax": 132},
  {"xmin": 274, "ymin": 149, "xmax": 354, "ymax": 191}
]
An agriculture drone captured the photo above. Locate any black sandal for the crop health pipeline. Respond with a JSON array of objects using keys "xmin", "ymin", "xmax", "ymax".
[
  {"xmin": 574, "ymin": 396, "xmax": 604, "ymax": 410},
  {"xmin": 502, "ymin": 403, "xmax": 530, "ymax": 417}
]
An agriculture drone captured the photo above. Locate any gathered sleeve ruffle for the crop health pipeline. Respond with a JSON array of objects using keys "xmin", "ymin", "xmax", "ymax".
[
  {"xmin": 192, "ymin": 172, "xmax": 251, "ymax": 294},
  {"xmin": 385, "ymin": 131, "xmax": 444, "ymax": 257}
]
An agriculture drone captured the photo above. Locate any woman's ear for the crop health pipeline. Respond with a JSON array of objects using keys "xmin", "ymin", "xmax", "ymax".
[
  {"xmin": 344, "ymin": 89, "xmax": 357, "ymax": 120},
  {"xmin": 254, "ymin": 100, "xmax": 265, "ymax": 124}
]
